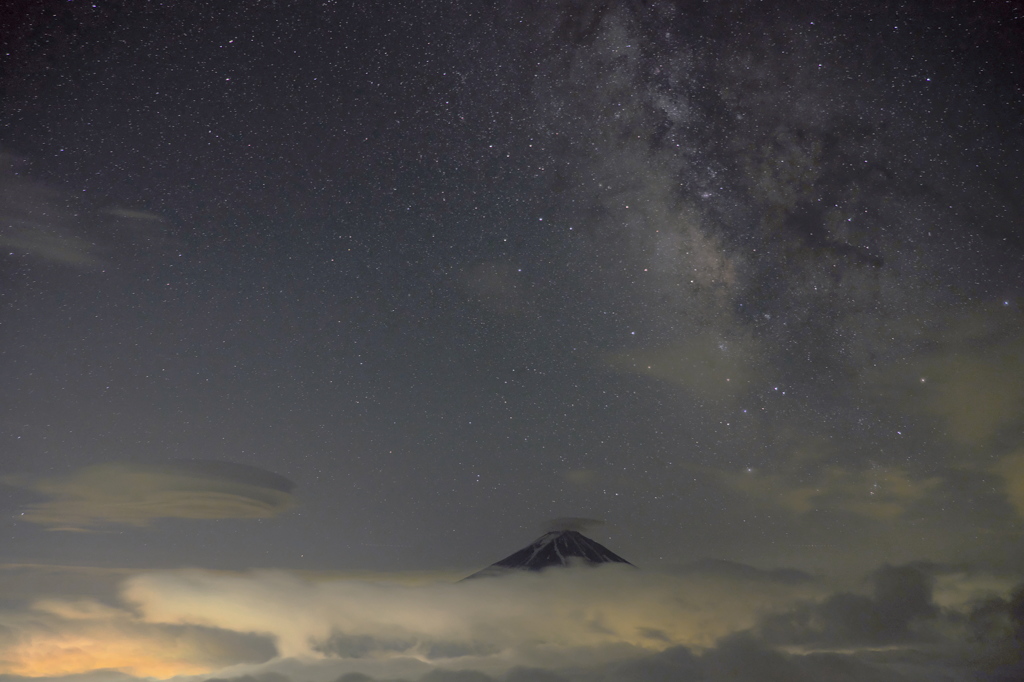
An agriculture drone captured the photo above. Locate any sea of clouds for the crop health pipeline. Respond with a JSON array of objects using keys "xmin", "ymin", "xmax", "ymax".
[{"xmin": 1, "ymin": 560, "xmax": 1021, "ymax": 682}]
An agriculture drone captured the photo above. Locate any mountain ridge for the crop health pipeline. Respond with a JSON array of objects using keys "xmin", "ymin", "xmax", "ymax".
[{"xmin": 464, "ymin": 529, "xmax": 635, "ymax": 579}]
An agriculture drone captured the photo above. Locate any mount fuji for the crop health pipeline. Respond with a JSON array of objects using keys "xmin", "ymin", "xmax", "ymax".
[{"xmin": 464, "ymin": 529, "xmax": 635, "ymax": 579}]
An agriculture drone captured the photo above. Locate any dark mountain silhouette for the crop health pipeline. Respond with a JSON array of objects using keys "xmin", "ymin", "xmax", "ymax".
[{"xmin": 464, "ymin": 529, "xmax": 635, "ymax": 579}]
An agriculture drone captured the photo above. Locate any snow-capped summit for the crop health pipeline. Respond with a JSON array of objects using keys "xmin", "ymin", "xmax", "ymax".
[{"xmin": 464, "ymin": 529, "xmax": 635, "ymax": 579}]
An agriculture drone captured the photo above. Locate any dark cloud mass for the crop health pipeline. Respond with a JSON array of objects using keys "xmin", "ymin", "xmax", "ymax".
[{"xmin": 0, "ymin": 0, "xmax": 1022, "ymax": 679}]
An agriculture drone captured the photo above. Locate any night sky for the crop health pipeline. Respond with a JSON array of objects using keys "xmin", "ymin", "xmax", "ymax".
[{"xmin": 1, "ymin": 1, "xmax": 1023, "ymax": 680}]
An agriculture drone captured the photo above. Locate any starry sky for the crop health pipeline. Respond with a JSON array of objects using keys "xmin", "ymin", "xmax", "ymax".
[{"xmin": 1, "ymin": 1, "xmax": 1023, "ymax": 680}]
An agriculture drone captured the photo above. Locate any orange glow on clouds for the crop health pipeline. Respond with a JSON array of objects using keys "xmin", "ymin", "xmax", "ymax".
[
  {"xmin": 0, "ymin": 595, "xmax": 274, "ymax": 679},
  {"xmin": 1, "ymin": 623, "xmax": 214, "ymax": 678}
]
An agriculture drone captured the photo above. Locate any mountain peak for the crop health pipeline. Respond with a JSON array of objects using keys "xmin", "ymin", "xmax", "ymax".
[{"xmin": 464, "ymin": 529, "xmax": 635, "ymax": 579}]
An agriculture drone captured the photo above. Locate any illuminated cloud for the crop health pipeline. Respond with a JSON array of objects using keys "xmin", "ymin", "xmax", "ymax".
[
  {"xmin": 864, "ymin": 303, "xmax": 1024, "ymax": 448},
  {"xmin": 605, "ymin": 332, "xmax": 765, "ymax": 402},
  {"xmin": 562, "ymin": 469, "xmax": 598, "ymax": 487},
  {"xmin": 0, "ymin": 562, "xmax": 1018, "ymax": 682},
  {"xmin": 0, "ymin": 151, "xmax": 176, "ymax": 269},
  {"xmin": 917, "ymin": 352, "xmax": 1024, "ymax": 446},
  {"xmin": 719, "ymin": 464, "xmax": 940, "ymax": 521},
  {"xmin": 0, "ymin": 597, "xmax": 274, "ymax": 678},
  {"xmin": 0, "ymin": 226, "xmax": 104, "ymax": 268},
  {"xmin": 993, "ymin": 450, "xmax": 1024, "ymax": 519},
  {"xmin": 4, "ymin": 461, "xmax": 294, "ymax": 530},
  {"xmin": 122, "ymin": 565, "xmax": 819, "ymax": 662},
  {"xmin": 100, "ymin": 206, "xmax": 168, "ymax": 223},
  {"xmin": 0, "ymin": 152, "xmax": 103, "ymax": 268}
]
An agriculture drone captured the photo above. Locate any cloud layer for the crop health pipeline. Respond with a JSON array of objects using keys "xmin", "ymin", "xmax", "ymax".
[{"xmin": 0, "ymin": 562, "xmax": 1020, "ymax": 682}]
